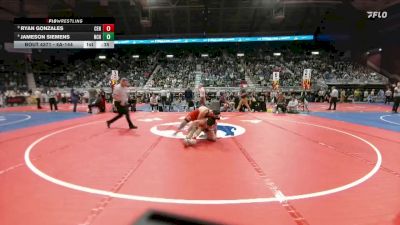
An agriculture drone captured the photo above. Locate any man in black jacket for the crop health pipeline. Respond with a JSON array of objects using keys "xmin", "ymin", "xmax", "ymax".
[{"xmin": 184, "ymin": 87, "xmax": 194, "ymax": 111}]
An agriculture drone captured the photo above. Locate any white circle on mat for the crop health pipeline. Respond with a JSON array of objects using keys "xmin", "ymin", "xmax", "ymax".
[
  {"xmin": 24, "ymin": 119, "xmax": 382, "ymax": 204},
  {"xmin": 379, "ymin": 114, "xmax": 400, "ymax": 126},
  {"xmin": 0, "ymin": 114, "xmax": 31, "ymax": 127},
  {"xmin": 150, "ymin": 122, "xmax": 246, "ymax": 139}
]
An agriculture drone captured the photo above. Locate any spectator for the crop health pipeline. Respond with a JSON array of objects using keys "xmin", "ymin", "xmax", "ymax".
[
  {"xmin": 275, "ymin": 92, "xmax": 287, "ymax": 113},
  {"xmin": 48, "ymin": 88, "xmax": 58, "ymax": 112},
  {"xmin": 299, "ymin": 94, "xmax": 310, "ymax": 112},
  {"xmin": 0, "ymin": 92, "xmax": 4, "ymax": 108},
  {"xmin": 318, "ymin": 89, "xmax": 324, "ymax": 102},
  {"xmin": 88, "ymin": 90, "xmax": 106, "ymax": 114},
  {"xmin": 392, "ymin": 82, "xmax": 400, "ymax": 113},
  {"xmin": 160, "ymin": 89, "xmax": 167, "ymax": 108},
  {"xmin": 287, "ymin": 96, "xmax": 299, "ymax": 113},
  {"xmin": 199, "ymin": 84, "xmax": 206, "ymax": 106},
  {"xmin": 377, "ymin": 89, "xmax": 385, "ymax": 102},
  {"xmin": 219, "ymin": 92, "xmax": 227, "ymax": 107},
  {"xmin": 88, "ymin": 88, "xmax": 98, "ymax": 105},
  {"xmin": 166, "ymin": 91, "xmax": 174, "ymax": 111},
  {"xmin": 70, "ymin": 88, "xmax": 79, "ymax": 112},
  {"xmin": 184, "ymin": 86, "xmax": 194, "ymax": 111},
  {"xmin": 364, "ymin": 90, "xmax": 369, "ymax": 102},
  {"xmin": 340, "ymin": 89, "xmax": 346, "ymax": 103},
  {"xmin": 34, "ymin": 89, "xmax": 42, "ymax": 109},
  {"xmin": 237, "ymin": 88, "xmax": 251, "ymax": 112},
  {"xmin": 385, "ymin": 88, "xmax": 392, "ymax": 104},
  {"xmin": 150, "ymin": 94, "xmax": 158, "ymax": 112}
]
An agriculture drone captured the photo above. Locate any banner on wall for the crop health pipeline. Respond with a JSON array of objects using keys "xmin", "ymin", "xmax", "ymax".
[
  {"xmin": 272, "ymin": 71, "xmax": 280, "ymax": 90},
  {"xmin": 110, "ymin": 70, "xmax": 119, "ymax": 91},
  {"xmin": 302, "ymin": 69, "xmax": 312, "ymax": 90}
]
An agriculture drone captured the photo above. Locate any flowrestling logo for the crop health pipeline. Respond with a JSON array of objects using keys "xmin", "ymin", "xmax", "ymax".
[
  {"xmin": 367, "ymin": 11, "xmax": 388, "ymax": 19},
  {"xmin": 150, "ymin": 122, "xmax": 246, "ymax": 139}
]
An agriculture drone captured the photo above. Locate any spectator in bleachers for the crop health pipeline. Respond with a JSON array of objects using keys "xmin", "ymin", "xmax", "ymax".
[{"xmin": 1, "ymin": 47, "xmax": 390, "ymax": 108}]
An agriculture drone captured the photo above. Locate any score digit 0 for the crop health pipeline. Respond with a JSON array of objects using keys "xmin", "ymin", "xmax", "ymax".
[
  {"xmin": 102, "ymin": 32, "xmax": 114, "ymax": 41},
  {"xmin": 102, "ymin": 24, "xmax": 114, "ymax": 32}
]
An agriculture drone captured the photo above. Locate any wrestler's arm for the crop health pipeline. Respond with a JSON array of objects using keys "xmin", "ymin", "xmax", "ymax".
[
  {"xmin": 189, "ymin": 127, "xmax": 203, "ymax": 139},
  {"xmin": 186, "ymin": 119, "xmax": 208, "ymax": 139},
  {"xmin": 186, "ymin": 126, "xmax": 197, "ymax": 139},
  {"xmin": 197, "ymin": 106, "xmax": 210, "ymax": 119},
  {"xmin": 186, "ymin": 121, "xmax": 201, "ymax": 139}
]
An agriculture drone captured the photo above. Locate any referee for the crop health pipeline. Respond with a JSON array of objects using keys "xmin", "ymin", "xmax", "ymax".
[
  {"xmin": 106, "ymin": 78, "xmax": 138, "ymax": 129},
  {"xmin": 328, "ymin": 86, "xmax": 338, "ymax": 110}
]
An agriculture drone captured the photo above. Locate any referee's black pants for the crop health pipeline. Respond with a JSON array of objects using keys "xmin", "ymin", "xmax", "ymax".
[
  {"xmin": 385, "ymin": 96, "xmax": 391, "ymax": 104},
  {"xmin": 161, "ymin": 96, "xmax": 167, "ymax": 107},
  {"xmin": 393, "ymin": 96, "xmax": 400, "ymax": 113},
  {"xmin": 329, "ymin": 97, "xmax": 337, "ymax": 110},
  {"xmin": 107, "ymin": 101, "xmax": 134, "ymax": 128},
  {"xmin": 49, "ymin": 98, "xmax": 58, "ymax": 111}
]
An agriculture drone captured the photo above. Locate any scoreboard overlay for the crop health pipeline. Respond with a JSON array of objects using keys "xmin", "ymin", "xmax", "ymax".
[{"xmin": 13, "ymin": 18, "xmax": 115, "ymax": 49}]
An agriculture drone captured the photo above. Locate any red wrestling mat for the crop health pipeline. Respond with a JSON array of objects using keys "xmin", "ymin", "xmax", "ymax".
[
  {"xmin": 0, "ymin": 112, "xmax": 399, "ymax": 225},
  {"xmin": 0, "ymin": 103, "xmax": 144, "ymax": 113},
  {"xmin": 0, "ymin": 103, "xmax": 93, "ymax": 112},
  {"xmin": 307, "ymin": 102, "xmax": 393, "ymax": 112},
  {"xmin": 1, "ymin": 102, "xmax": 392, "ymax": 113}
]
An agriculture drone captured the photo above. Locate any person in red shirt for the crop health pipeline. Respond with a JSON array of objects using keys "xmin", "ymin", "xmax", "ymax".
[
  {"xmin": 236, "ymin": 88, "xmax": 251, "ymax": 112},
  {"xmin": 56, "ymin": 91, "xmax": 62, "ymax": 103},
  {"xmin": 175, "ymin": 105, "xmax": 220, "ymax": 135}
]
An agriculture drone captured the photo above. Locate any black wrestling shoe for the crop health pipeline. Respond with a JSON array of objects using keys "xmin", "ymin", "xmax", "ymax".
[{"xmin": 129, "ymin": 125, "xmax": 138, "ymax": 129}]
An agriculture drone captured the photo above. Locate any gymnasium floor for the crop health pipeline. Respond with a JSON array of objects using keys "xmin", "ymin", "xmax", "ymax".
[{"xmin": 0, "ymin": 103, "xmax": 399, "ymax": 225}]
